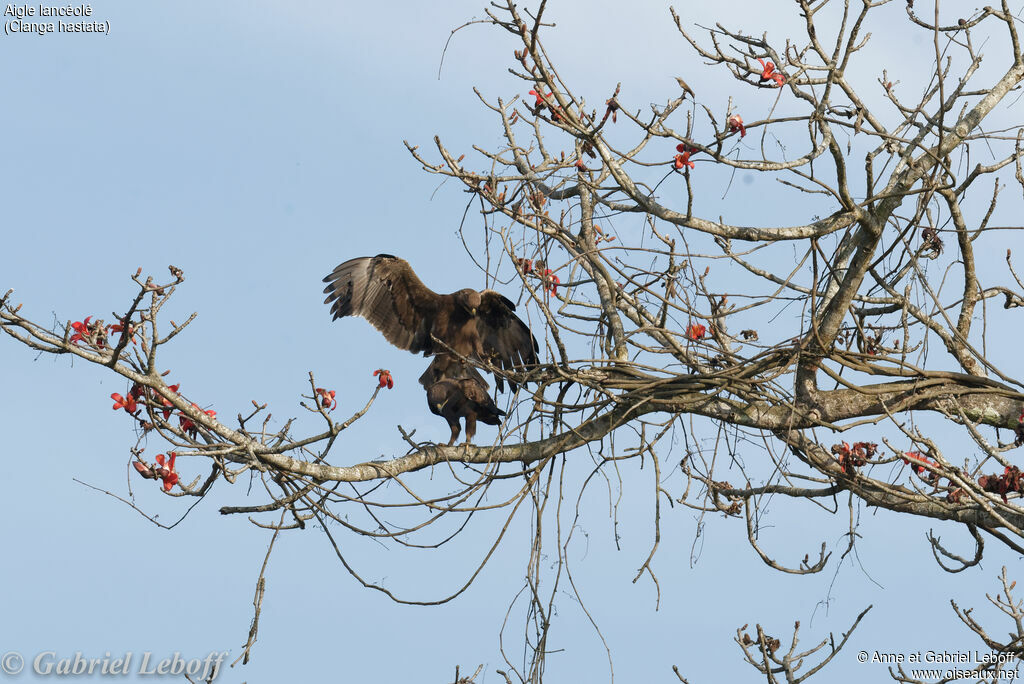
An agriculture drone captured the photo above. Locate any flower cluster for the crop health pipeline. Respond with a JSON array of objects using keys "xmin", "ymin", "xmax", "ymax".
[
  {"xmin": 832, "ymin": 441, "xmax": 879, "ymax": 474},
  {"xmin": 686, "ymin": 323, "xmax": 707, "ymax": 340},
  {"xmin": 978, "ymin": 466, "xmax": 1024, "ymax": 503},
  {"xmin": 69, "ymin": 316, "xmax": 107, "ymax": 348},
  {"xmin": 69, "ymin": 315, "xmax": 142, "ymax": 349},
  {"xmin": 374, "ymin": 369, "xmax": 394, "ymax": 389},
  {"xmin": 515, "ymin": 256, "xmax": 560, "ymax": 297}
]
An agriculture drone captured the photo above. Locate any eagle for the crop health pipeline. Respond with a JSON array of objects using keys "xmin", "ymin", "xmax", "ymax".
[
  {"xmin": 323, "ymin": 254, "xmax": 538, "ymax": 391},
  {"xmin": 420, "ymin": 354, "xmax": 506, "ymax": 446}
]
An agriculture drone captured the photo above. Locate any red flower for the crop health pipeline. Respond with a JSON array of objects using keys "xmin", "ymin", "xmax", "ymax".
[
  {"xmin": 687, "ymin": 323, "xmax": 707, "ymax": 340},
  {"xmin": 70, "ymin": 316, "xmax": 106, "ymax": 347},
  {"xmin": 374, "ymin": 369, "xmax": 394, "ymax": 389},
  {"xmin": 160, "ymin": 383, "xmax": 181, "ymax": 420},
  {"xmin": 528, "ymin": 89, "xmax": 562, "ymax": 121},
  {"xmin": 107, "ymin": 319, "xmax": 137, "ymax": 344},
  {"xmin": 315, "ymin": 387, "xmax": 337, "ymax": 411},
  {"xmin": 70, "ymin": 316, "xmax": 91, "ymax": 344},
  {"xmin": 757, "ymin": 58, "xmax": 785, "ymax": 87},
  {"xmin": 901, "ymin": 451, "xmax": 934, "ymax": 474},
  {"xmin": 830, "ymin": 441, "xmax": 878, "ymax": 473},
  {"xmin": 154, "ymin": 452, "xmax": 179, "ymax": 492},
  {"xmin": 540, "ymin": 268, "xmax": 560, "ymax": 296},
  {"xmin": 129, "ymin": 383, "xmax": 146, "ymax": 402},
  {"xmin": 728, "ymin": 114, "xmax": 746, "ymax": 137},
  {"xmin": 179, "ymin": 402, "xmax": 215, "ymax": 437},
  {"xmin": 673, "ymin": 150, "xmax": 694, "ymax": 170},
  {"xmin": 111, "ymin": 392, "xmax": 138, "ymax": 414}
]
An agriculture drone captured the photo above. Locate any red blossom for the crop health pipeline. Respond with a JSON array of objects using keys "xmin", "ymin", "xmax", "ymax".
[
  {"xmin": 129, "ymin": 383, "xmax": 146, "ymax": 402},
  {"xmin": 757, "ymin": 58, "xmax": 785, "ymax": 86},
  {"xmin": 374, "ymin": 369, "xmax": 394, "ymax": 389},
  {"xmin": 70, "ymin": 316, "xmax": 107, "ymax": 347},
  {"xmin": 978, "ymin": 466, "xmax": 1024, "ymax": 503},
  {"xmin": 107, "ymin": 319, "xmax": 138, "ymax": 344},
  {"xmin": 728, "ymin": 114, "xmax": 747, "ymax": 137},
  {"xmin": 159, "ymin": 383, "xmax": 181, "ymax": 420},
  {"xmin": 673, "ymin": 144, "xmax": 696, "ymax": 170},
  {"xmin": 830, "ymin": 441, "xmax": 879, "ymax": 473},
  {"xmin": 154, "ymin": 452, "xmax": 179, "ymax": 492},
  {"xmin": 179, "ymin": 402, "xmax": 215, "ymax": 437},
  {"xmin": 111, "ymin": 392, "xmax": 138, "ymax": 414},
  {"xmin": 540, "ymin": 269, "xmax": 560, "ymax": 296},
  {"xmin": 315, "ymin": 387, "xmax": 337, "ymax": 411},
  {"xmin": 901, "ymin": 451, "xmax": 935, "ymax": 475},
  {"xmin": 687, "ymin": 323, "xmax": 707, "ymax": 340},
  {"xmin": 528, "ymin": 89, "xmax": 562, "ymax": 121},
  {"xmin": 70, "ymin": 316, "xmax": 91, "ymax": 344}
]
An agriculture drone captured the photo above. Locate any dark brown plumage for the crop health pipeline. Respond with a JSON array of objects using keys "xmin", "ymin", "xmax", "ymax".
[
  {"xmin": 323, "ymin": 254, "xmax": 538, "ymax": 391},
  {"xmin": 422, "ymin": 357, "xmax": 506, "ymax": 446}
]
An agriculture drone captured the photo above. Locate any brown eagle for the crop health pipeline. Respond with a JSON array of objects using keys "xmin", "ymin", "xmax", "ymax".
[
  {"xmin": 323, "ymin": 254, "xmax": 538, "ymax": 391},
  {"xmin": 420, "ymin": 354, "xmax": 506, "ymax": 445}
]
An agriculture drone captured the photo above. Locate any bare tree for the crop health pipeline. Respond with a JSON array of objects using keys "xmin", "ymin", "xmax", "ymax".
[{"xmin": 3, "ymin": 0, "xmax": 1024, "ymax": 681}]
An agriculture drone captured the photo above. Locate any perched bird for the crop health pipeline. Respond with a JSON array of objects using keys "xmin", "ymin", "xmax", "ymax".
[
  {"xmin": 675, "ymin": 76, "xmax": 695, "ymax": 100},
  {"xmin": 323, "ymin": 254, "xmax": 538, "ymax": 391},
  {"xmin": 421, "ymin": 355, "xmax": 506, "ymax": 446}
]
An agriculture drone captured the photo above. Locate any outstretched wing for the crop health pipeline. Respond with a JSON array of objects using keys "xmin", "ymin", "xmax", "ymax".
[
  {"xmin": 476, "ymin": 290, "xmax": 539, "ymax": 391},
  {"xmin": 323, "ymin": 254, "xmax": 441, "ymax": 354}
]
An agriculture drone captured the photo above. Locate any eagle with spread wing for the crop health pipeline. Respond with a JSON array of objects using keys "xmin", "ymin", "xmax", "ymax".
[{"xmin": 323, "ymin": 254, "xmax": 538, "ymax": 391}]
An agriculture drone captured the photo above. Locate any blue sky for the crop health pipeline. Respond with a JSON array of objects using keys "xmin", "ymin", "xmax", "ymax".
[{"xmin": 2, "ymin": 1, "xmax": 1023, "ymax": 682}]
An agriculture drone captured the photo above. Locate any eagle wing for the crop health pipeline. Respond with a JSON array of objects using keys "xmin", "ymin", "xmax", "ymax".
[
  {"xmin": 476, "ymin": 290, "xmax": 539, "ymax": 391},
  {"xmin": 323, "ymin": 254, "xmax": 441, "ymax": 354}
]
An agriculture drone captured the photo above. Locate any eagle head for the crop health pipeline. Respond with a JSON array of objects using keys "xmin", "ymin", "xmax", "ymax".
[{"xmin": 455, "ymin": 289, "xmax": 482, "ymax": 316}]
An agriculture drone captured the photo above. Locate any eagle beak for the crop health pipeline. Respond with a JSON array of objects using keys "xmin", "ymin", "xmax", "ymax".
[{"xmin": 470, "ymin": 307, "xmax": 477, "ymax": 315}]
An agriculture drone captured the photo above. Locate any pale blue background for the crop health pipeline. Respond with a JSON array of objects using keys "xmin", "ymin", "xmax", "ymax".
[{"xmin": 2, "ymin": 2, "xmax": 1022, "ymax": 682}]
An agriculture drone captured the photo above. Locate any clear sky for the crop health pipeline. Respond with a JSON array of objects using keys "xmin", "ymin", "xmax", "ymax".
[{"xmin": 2, "ymin": 1, "xmax": 1023, "ymax": 682}]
